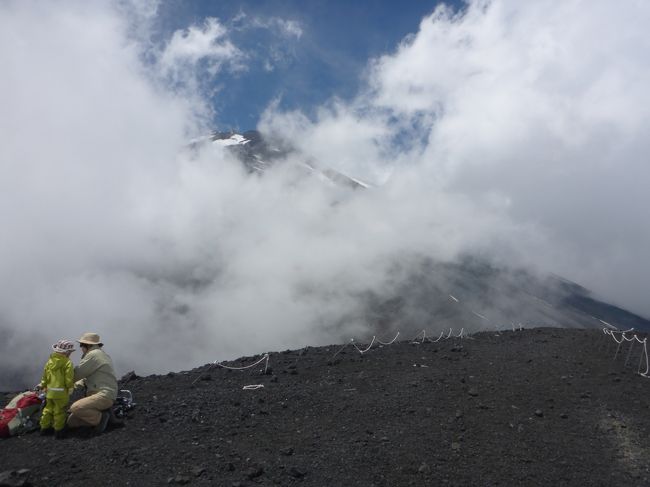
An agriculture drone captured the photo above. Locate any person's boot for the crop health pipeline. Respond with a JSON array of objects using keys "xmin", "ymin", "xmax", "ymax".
[
  {"xmin": 54, "ymin": 428, "xmax": 67, "ymax": 440},
  {"xmin": 94, "ymin": 410, "xmax": 110, "ymax": 435},
  {"xmin": 40, "ymin": 427, "xmax": 54, "ymax": 436}
]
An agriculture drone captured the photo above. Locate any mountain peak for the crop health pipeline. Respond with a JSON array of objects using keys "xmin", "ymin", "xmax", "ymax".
[{"xmin": 203, "ymin": 130, "xmax": 369, "ymax": 189}]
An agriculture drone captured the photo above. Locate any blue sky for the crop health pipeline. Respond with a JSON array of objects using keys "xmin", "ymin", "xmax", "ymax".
[{"xmin": 155, "ymin": 0, "xmax": 462, "ymax": 130}]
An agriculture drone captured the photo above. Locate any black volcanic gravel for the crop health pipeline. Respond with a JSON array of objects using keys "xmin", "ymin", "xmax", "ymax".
[{"xmin": 1, "ymin": 328, "xmax": 649, "ymax": 486}]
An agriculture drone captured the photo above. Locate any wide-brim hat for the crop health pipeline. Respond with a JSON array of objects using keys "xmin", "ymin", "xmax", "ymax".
[{"xmin": 77, "ymin": 332, "xmax": 103, "ymax": 346}]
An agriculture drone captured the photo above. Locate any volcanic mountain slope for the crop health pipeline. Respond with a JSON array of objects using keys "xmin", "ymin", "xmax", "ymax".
[
  {"xmin": 1, "ymin": 327, "xmax": 649, "ymax": 486},
  {"xmin": 196, "ymin": 131, "xmax": 650, "ymax": 336},
  {"xmin": 202, "ymin": 130, "xmax": 368, "ymax": 189},
  {"xmin": 1, "ymin": 131, "xmax": 649, "ymax": 394},
  {"xmin": 357, "ymin": 256, "xmax": 650, "ymax": 336}
]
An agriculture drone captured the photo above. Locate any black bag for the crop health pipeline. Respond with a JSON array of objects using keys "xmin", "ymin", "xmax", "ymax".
[{"xmin": 111, "ymin": 389, "xmax": 135, "ymax": 423}]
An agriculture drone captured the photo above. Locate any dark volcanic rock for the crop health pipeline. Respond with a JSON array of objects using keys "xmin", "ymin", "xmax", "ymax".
[
  {"xmin": 1, "ymin": 328, "xmax": 649, "ymax": 486},
  {"xmin": 0, "ymin": 469, "xmax": 31, "ymax": 487}
]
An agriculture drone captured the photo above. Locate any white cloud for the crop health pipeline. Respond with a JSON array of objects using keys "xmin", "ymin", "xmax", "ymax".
[
  {"xmin": 0, "ymin": 1, "xmax": 387, "ymax": 388},
  {"xmin": 237, "ymin": 14, "xmax": 303, "ymax": 39},
  {"xmin": 263, "ymin": 0, "xmax": 650, "ymax": 316},
  {"xmin": 274, "ymin": 19, "xmax": 303, "ymax": 39},
  {"xmin": 0, "ymin": 1, "xmax": 212, "ymax": 386},
  {"xmin": 230, "ymin": 13, "xmax": 303, "ymax": 70},
  {"xmin": 1, "ymin": 0, "xmax": 649, "ymax": 391},
  {"xmin": 159, "ymin": 17, "xmax": 245, "ymax": 81}
]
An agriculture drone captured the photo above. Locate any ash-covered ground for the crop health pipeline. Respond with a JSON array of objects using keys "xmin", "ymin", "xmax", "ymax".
[{"xmin": 1, "ymin": 327, "xmax": 649, "ymax": 487}]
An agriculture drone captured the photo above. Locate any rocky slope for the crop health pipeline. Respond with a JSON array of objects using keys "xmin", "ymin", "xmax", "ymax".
[{"xmin": 1, "ymin": 327, "xmax": 649, "ymax": 486}]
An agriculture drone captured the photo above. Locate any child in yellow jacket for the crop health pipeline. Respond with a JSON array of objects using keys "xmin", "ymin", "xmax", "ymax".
[{"xmin": 37, "ymin": 339, "xmax": 75, "ymax": 439}]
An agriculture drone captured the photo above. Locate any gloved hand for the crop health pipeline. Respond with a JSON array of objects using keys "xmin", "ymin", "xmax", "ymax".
[
  {"xmin": 74, "ymin": 379, "xmax": 86, "ymax": 390},
  {"xmin": 34, "ymin": 384, "xmax": 43, "ymax": 391}
]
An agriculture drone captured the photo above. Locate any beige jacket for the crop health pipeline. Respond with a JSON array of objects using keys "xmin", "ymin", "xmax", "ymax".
[{"xmin": 74, "ymin": 346, "xmax": 118, "ymax": 401}]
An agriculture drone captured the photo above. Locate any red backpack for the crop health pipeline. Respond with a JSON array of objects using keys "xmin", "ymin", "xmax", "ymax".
[{"xmin": 0, "ymin": 391, "xmax": 43, "ymax": 438}]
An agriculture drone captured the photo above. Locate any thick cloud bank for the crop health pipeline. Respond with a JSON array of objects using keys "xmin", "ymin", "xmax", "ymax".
[
  {"xmin": 1, "ymin": 1, "xmax": 649, "ymax": 388},
  {"xmin": 262, "ymin": 0, "xmax": 650, "ymax": 318}
]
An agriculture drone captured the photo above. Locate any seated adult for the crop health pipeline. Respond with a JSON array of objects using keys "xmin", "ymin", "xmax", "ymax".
[{"xmin": 66, "ymin": 332, "xmax": 117, "ymax": 433}]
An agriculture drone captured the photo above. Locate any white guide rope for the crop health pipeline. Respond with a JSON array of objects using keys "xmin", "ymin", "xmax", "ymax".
[
  {"xmin": 351, "ymin": 336, "xmax": 376, "ymax": 354},
  {"xmin": 193, "ymin": 353, "xmax": 271, "ymax": 384},
  {"xmin": 411, "ymin": 330, "xmax": 426, "ymax": 344},
  {"xmin": 430, "ymin": 330, "xmax": 446, "ymax": 343},
  {"xmin": 604, "ymin": 327, "xmax": 649, "ymax": 378},
  {"xmin": 216, "ymin": 353, "xmax": 270, "ymax": 373},
  {"xmin": 600, "ymin": 319, "xmax": 617, "ymax": 330},
  {"xmin": 376, "ymin": 332, "xmax": 400, "ymax": 346},
  {"xmin": 603, "ymin": 328, "xmax": 635, "ymax": 345},
  {"xmin": 336, "ymin": 328, "xmax": 468, "ymax": 359},
  {"xmin": 411, "ymin": 328, "xmax": 465, "ymax": 344}
]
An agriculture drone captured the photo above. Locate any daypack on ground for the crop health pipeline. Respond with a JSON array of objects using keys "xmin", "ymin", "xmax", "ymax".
[
  {"xmin": 0, "ymin": 391, "xmax": 43, "ymax": 438},
  {"xmin": 111, "ymin": 389, "xmax": 136, "ymax": 424}
]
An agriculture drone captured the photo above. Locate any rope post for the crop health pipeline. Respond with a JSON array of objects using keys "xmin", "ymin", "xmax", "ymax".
[
  {"xmin": 604, "ymin": 328, "xmax": 617, "ymax": 352},
  {"xmin": 411, "ymin": 330, "xmax": 425, "ymax": 344},
  {"xmin": 624, "ymin": 341, "xmax": 635, "ymax": 367},
  {"xmin": 332, "ymin": 341, "xmax": 352, "ymax": 359},
  {"xmin": 191, "ymin": 363, "xmax": 215, "ymax": 386},
  {"xmin": 637, "ymin": 338, "xmax": 649, "ymax": 377},
  {"xmin": 612, "ymin": 340, "xmax": 623, "ymax": 362},
  {"xmin": 638, "ymin": 341, "xmax": 646, "ymax": 374}
]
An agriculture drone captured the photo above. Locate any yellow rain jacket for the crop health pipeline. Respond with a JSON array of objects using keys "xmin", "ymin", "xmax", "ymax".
[{"xmin": 39, "ymin": 353, "xmax": 74, "ymax": 399}]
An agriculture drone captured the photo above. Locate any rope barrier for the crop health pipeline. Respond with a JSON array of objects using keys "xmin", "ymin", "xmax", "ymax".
[
  {"xmin": 194, "ymin": 320, "xmax": 647, "ymax": 395},
  {"xmin": 600, "ymin": 319, "xmax": 617, "ymax": 330},
  {"xmin": 332, "ymin": 342, "xmax": 351, "ymax": 359},
  {"xmin": 376, "ymin": 332, "xmax": 400, "ymax": 346},
  {"xmin": 215, "ymin": 354, "xmax": 270, "ymax": 371},
  {"xmin": 636, "ymin": 339, "xmax": 648, "ymax": 377},
  {"xmin": 429, "ymin": 331, "xmax": 445, "ymax": 343},
  {"xmin": 192, "ymin": 353, "xmax": 270, "ymax": 385},
  {"xmin": 410, "ymin": 327, "xmax": 468, "ymax": 344},
  {"xmin": 333, "ymin": 327, "xmax": 468, "ymax": 359},
  {"xmin": 411, "ymin": 329, "xmax": 455, "ymax": 344},
  {"xmin": 351, "ymin": 336, "xmax": 376, "ymax": 354},
  {"xmin": 411, "ymin": 330, "xmax": 426, "ymax": 344},
  {"xmin": 194, "ymin": 290, "xmax": 646, "ymax": 385},
  {"xmin": 603, "ymin": 327, "xmax": 649, "ymax": 378}
]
